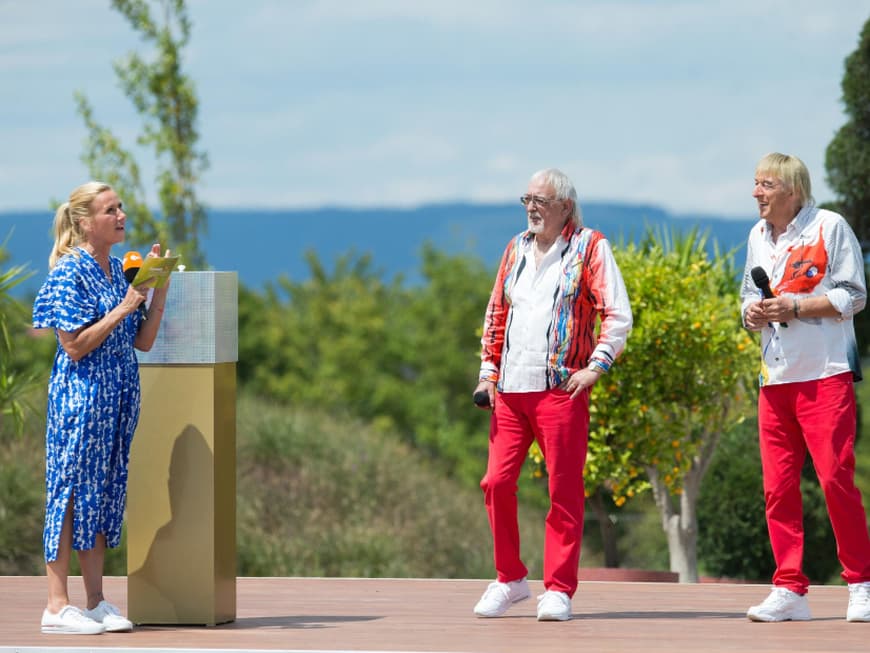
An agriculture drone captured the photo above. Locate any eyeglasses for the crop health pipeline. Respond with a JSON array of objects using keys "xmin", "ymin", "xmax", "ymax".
[{"xmin": 520, "ymin": 194, "xmax": 560, "ymax": 208}]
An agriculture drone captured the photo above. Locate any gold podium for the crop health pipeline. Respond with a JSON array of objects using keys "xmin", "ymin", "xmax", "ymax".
[{"xmin": 127, "ymin": 271, "xmax": 238, "ymax": 625}]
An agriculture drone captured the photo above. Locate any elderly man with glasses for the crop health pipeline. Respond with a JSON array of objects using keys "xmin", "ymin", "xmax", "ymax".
[{"xmin": 472, "ymin": 168, "xmax": 632, "ymax": 621}]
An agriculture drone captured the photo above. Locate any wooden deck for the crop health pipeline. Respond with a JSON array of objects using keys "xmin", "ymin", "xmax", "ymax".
[{"xmin": 1, "ymin": 576, "xmax": 868, "ymax": 652}]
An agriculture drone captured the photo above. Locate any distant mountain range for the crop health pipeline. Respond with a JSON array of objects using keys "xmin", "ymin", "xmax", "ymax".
[{"xmin": 0, "ymin": 202, "xmax": 757, "ymax": 296}]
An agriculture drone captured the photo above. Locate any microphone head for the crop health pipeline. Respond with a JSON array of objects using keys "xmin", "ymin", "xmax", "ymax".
[
  {"xmin": 750, "ymin": 266, "xmax": 769, "ymax": 289},
  {"xmin": 123, "ymin": 251, "xmax": 143, "ymax": 283}
]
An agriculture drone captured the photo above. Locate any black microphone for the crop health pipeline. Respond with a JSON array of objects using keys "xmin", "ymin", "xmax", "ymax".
[
  {"xmin": 750, "ymin": 266, "xmax": 787, "ymax": 328},
  {"xmin": 473, "ymin": 390, "xmax": 491, "ymax": 408},
  {"xmin": 122, "ymin": 251, "xmax": 148, "ymax": 323}
]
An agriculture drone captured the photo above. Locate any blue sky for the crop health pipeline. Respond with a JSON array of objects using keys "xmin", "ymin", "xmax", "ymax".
[{"xmin": 1, "ymin": 1, "xmax": 866, "ymax": 216}]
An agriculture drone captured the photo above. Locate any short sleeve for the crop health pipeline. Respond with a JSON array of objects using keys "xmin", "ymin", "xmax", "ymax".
[{"xmin": 32, "ymin": 255, "xmax": 100, "ymax": 332}]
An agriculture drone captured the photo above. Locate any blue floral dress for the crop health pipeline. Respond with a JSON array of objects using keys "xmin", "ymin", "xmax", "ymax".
[{"xmin": 32, "ymin": 248, "xmax": 143, "ymax": 562}]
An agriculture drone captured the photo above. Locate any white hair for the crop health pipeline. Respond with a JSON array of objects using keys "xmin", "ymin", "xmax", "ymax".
[{"xmin": 529, "ymin": 168, "xmax": 582, "ymax": 226}]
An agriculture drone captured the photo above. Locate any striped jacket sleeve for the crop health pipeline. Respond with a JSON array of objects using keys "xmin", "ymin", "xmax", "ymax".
[{"xmin": 479, "ymin": 238, "xmax": 518, "ymax": 383}]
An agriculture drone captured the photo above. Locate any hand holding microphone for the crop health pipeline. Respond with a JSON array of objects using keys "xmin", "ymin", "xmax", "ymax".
[
  {"xmin": 123, "ymin": 250, "xmax": 149, "ymax": 322},
  {"xmin": 750, "ymin": 266, "xmax": 788, "ymax": 328},
  {"xmin": 473, "ymin": 390, "xmax": 491, "ymax": 408},
  {"xmin": 472, "ymin": 381, "xmax": 494, "ymax": 410}
]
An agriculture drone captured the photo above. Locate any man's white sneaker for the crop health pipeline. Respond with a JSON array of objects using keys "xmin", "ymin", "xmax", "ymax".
[
  {"xmin": 536, "ymin": 590, "xmax": 572, "ymax": 621},
  {"xmin": 747, "ymin": 587, "xmax": 811, "ymax": 622},
  {"xmin": 847, "ymin": 581, "xmax": 870, "ymax": 622},
  {"xmin": 41, "ymin": 606, "xmax": 106, "ymax": 635},
  {"xmin": 84, "ymin": 600, "xmax": 133, "ymax": 632},
  {"xmin": 473, "ymin": 577, "xmax": 531, "ymax": 617}
]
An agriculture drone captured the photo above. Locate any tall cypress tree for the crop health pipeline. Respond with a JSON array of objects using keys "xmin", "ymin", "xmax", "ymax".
[{"xmin": 826, "ymin": 16, "xmax": 870, "ymax": 353}]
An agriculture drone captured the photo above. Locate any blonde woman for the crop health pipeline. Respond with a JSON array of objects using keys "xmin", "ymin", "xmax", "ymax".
[{"xmin": 32, "ymin": 182, "xmax": 169, "ymax": 634}]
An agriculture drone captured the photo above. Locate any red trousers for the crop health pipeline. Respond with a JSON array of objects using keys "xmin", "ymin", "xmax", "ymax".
[
  {"xmin": 758, "ymin": 372, "xmax": 870, "ymax": 594},
  {"xmin": 480, "ymin": 388, "xmax": 589, "ymax": 597}
]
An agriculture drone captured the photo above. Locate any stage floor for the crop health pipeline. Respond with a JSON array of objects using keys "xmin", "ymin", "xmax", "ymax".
[{"xmin": 1, "ymin": 576, "xmax": 867, "ymax": 652}]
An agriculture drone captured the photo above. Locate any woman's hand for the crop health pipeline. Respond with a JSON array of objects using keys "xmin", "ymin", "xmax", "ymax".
[
  {"xmin": 121, "ymin": 282, "xmax": 150, "ymax": 317},
  {"xmin": 133, "ymin": 245, "xmax": 171, "ymax": 352},
  {"xmin": 144, "ymin": 244, "xmax": 171, "ymax": 295}
]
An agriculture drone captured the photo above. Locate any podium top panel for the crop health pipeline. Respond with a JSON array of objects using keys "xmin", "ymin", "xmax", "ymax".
[{"xmin": 136, "ymin": 271, "xmax": 238, "ymax": 365}]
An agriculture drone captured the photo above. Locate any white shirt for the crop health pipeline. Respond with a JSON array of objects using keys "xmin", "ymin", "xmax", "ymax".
[
  {"xmin": 500, "ymin": 238, "xmax": 564, "ymax": 392},
  {"xmin": 740, "ymin": 205, "xmax": 865, "ymax": 386}
]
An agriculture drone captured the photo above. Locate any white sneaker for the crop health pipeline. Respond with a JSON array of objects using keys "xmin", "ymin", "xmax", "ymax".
[
  {"xmin": 847, "ymin": 581, "xmax": 870, "ymax": 622},
  {"xmin": 747, "ymin": 587, "xmax": 811, "ymax": 622},
  {"xmin": 41, "ymin": 605, "xmax": 106, "ymax": 635},
  {"xmin": 473, "ymin": 577, "xmax": 531, "ymax": 617},
  {"xmin": 83, "ymin": 600, "xmax": 133, "ymax": 632},
  {"xmin": 537, "ymin": 590, "xmax": 572, "ymax": 621}
]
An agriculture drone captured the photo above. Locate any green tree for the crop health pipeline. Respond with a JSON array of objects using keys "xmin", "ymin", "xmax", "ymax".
[
  {"xmin": 76, "ymin": 0, "xmax": 208, "ymax": 269},
  {"xmin": 826, "ymin": 16, "xmax": 870, "ymax": 355},
  {"xmin": 238, "ymin": 250, "xmax": 410, "ymax": 424},
  {"xmin": 395, "ymin": 244, "xmax": 494, "ymax": 482},
  {"xmin": 237, "ymin": 245, "xmax": 496, "ymax": 485},
  {"xmin": 826, "ymin": 17, "xmax": 870, "ymax": 248},
  {"xmin": 533, "ymin": 228, "xmax": 758, "ymax": 580}
]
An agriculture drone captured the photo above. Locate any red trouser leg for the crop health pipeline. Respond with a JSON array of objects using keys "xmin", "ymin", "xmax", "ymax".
[
  {"xmin": 759, "ymin": 373, "xmax": 870, "ymax": 593},
  {"xmin": 535, "ymin": 389, "xmax": 588, "ymax": 597},
  {"xmin": 481, "ymin": 389, "xmax": 589, "ymax": 596},
  {"xmin": 799, "ymin": 373, "xmax": 870, "ymax": 584},
  {"xmin": 758, "ymin": 380, "xmax": 808, "ymax": 593},
  {"xmin": 481, "ymin": 392, "xmax": 535, "ymax": 585}
]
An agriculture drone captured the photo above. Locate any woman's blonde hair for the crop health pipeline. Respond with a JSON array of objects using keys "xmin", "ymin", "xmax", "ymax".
[
  {"xmin": 755, "ymin": 152, "xmax": 814, "ymax": 207},
  {"xmin": 49, "ymin": 181, "xmax": 113, "ymax": 269}
]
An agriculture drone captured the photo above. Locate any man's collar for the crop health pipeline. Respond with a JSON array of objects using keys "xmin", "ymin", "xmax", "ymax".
[
  {"xmin": 561, "ymin": 219, "xmax": 580, "ymax": 240},
  {"xmin": 764, "ymin": 203, "xmax": 814, "ymax": 237}
]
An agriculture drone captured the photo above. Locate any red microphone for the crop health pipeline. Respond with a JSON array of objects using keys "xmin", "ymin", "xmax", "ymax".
[{"xmin": 122, "ymin": 251, "xmax": 147, "ymax": 322}]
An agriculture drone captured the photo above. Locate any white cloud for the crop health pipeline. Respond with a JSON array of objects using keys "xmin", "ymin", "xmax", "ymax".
[
  {"xmin": 485, "ymin": 154, "xmax": 523, "ymax": 175},
  {"xmin": 0, "ymin": 0, "xmax": 867, "ymax": 216}
]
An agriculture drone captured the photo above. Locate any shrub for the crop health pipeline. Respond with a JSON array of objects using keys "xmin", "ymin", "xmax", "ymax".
[
  {"xmin": 236, "ymin": 393, "xmax": 545, "ymax": 578},
  {"xmin": 698, "ymin": 419, "xmax": 839, "ymax": 583}
]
